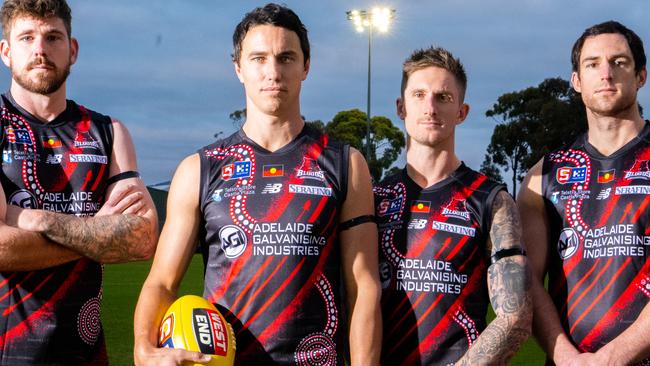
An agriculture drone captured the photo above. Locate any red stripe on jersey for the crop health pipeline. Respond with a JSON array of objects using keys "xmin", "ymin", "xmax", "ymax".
[
  {"xmin": 567, "ymin": 258, "xmax": 613, "ymax": 317},
  {"xmin": 445, "ymin": 235, "xmax": 473, "ymax": 262},
  {"xmin": 308, "ymin": 195, "xmax": 329, "ymax": 223},
  {"xmin": 208, "ymin": 248, "xmax": 253, "ymax": 304},
  {"xmin": 384, "ymin": 291, "xmax": 417, "ymax": 326},
  {"xmin": 3, "ymin": 272, "xmax": 55, "ymax": 316},
  {"xmin": 561, "ymin": 259, "xmax": 600, "ymax": 315},
  {"xmin": 0, "ymin": 260, "xmax": 86, "ymax": 348},
  {"xmin": 457, "ymin": 245, "xmax": 480, "ymax": 274},
  {"xmin": 386, "ymin": 293, "xmax": 443, "ymax": 357},
  {"xmin": 631, "ymin": 195, "xmax": 650, "ymax": 223},
  {"xmin": 433, "ymin": 237, "xmax": 453, "ymax": 260},
  {"xmin": 51, "ymin": 109, "xmax": 91, "ymax": 191},
  {"xmin": 0, "ymin": 273, "xmax": 17, "ymax": 289},
  {"xmin": 240, "ymin": 257, "xmax": 306, "ymax": 332},
  {"xmin": 255, "ymin": 239, "xmax": 335, "ymax": 346},
  {"xmin": 619, "ymin": 202, "xmax": 634, "ymax": 224},
  {"xmin": 90, "ymin": 163, "xmax": 107, "ymax": 191},
  {"xmin": 402, "ymin": 262, "xmax": 486, "ymax": 363},
  {"xmin": 235, "ymin": 256, "xmax": 289, "ymax": 321},
  {"xmin": 385, "ymin": 292, "xmax": 427, "ymax": 337},
  {"xmin": 579, "ymin": 259, "xmax": 650, "ymax": 350},
  {"xmin": 570, "ymin": 257, "xmax": 631, "ymax": 335},
  {"xmin": 0, "ymin": 272, "xmax": 35, "ymax": 303},
  {"xmin": 229, "ymin": 256, "xmax": 275, "ymax": 311}
]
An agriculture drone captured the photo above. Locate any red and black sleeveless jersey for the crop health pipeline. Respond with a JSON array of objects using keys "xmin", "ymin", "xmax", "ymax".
[
  {"xmin": 374, "ymin": 164, "xmax": 504, "ymax": 366},
  {"xmin": 0, "ymin": 93, "xmax": 112, "ymax": 365},
  {"xmin": 198, "ymin": 125, "xmax": 349, "ymax": 365},
  {"xmin": 542, "ymin": 122, "xmax": 650, "ymax": 355}
]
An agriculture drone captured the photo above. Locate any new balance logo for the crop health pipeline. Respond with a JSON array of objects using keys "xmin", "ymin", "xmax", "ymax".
[
  {"xmin": 261, "ymin": 183, "xmax": 282, "ymax": 194},
  {"xmin": 596, "ymin": 188, "xmax": 611, "ymax": 200},
  {"xmin": 46, "ymin": 154, "xmax": 62, "ymax": 164},
  {"xmin": 407, "ymin": 219, "xmax": 427, "ymax": 230}
]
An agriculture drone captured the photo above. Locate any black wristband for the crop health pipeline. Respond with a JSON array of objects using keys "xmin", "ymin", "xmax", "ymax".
[
  {"xmin": 106, "ymin": 170, "xmax": 140, "ymax": 186},
  {"xmin": 339, "ymin": 215, "xmax": 375, "ymax": 231},
  {"xmin": 490, "ymin": 247, "xmax": 526, "ymax": 265}
]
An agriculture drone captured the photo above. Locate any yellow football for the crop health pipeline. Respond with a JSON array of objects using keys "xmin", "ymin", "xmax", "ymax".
[{"xmin": 159, "ymin": 295, "xmax": 236, "ymax": 366}]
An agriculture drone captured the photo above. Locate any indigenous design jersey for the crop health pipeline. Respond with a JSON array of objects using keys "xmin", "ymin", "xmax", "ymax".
[
  {"xmin": 542, "ymin": 121, "xmax": 650, "ymax": 354},
  {"xmin": 199, "ymin": 125, "xmax": 349, "ymax": 365},
  {"xmin": 0, "ymin": 93, "xmax": 112, "ymax": 365},
  {"xmin": 374, "ymin": 164, "xmax": 504, "ymax": 365}
]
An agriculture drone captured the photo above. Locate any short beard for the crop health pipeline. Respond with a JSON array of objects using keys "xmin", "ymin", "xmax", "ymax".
[{"xmin": 12, "ymin": 56, "xmax": 70, "ymax": 95}]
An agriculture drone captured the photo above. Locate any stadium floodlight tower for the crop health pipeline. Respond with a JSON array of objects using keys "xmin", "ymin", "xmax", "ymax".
[{"xmin": 346, "ymin": 7, "xmax": 396, "ymax": 162}]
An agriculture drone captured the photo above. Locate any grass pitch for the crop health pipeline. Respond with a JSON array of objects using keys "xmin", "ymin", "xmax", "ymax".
[{"xmin": 101, "ymin": 255, "xmax": 545, "ymax": 365}]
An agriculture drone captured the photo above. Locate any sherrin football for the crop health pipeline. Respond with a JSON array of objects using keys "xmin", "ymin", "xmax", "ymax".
[{"xmin": 158, "ymin": 295, "xmax": 236, "ymax": 366}]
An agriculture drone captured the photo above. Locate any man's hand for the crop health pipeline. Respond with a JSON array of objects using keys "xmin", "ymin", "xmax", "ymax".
[
  {"xmin": 96, "ymin": 183, "xmax": 146, "ymax": 217},
  {"xmin": 134, "ymin": 346, "xmax": 212, "ymax": 366}
]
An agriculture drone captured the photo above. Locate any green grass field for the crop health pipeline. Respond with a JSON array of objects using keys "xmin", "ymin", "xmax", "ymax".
[{"xmin": 101, "ymin": 255, "xmax": 545, "ymax": 365}]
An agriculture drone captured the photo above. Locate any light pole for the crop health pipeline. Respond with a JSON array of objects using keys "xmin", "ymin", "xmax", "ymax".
[{"xmin": 346, "ymin": 7, "xmax": 395, "ymax": 160}]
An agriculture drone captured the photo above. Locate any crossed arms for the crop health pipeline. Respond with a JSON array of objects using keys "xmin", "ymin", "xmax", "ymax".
[{"xmin": 0, "ymin": 119, "xmax": 157, "ymax": 271}]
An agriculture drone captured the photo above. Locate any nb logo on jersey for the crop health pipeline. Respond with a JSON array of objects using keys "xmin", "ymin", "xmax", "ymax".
[
  {"xmin": 596, "ymin": 188, "xmax": 611, "ymax": 200},
  {"xmin": 407, "ymin": 219, "xmax": 427, "ymax": 230},
  {"xmin": 219, "ymin": 225, "xmax": 247, "ymax": 259},
  {"xmin": 46, "ymin": 154, "xmax": 63, "ymax": 164},
  {"xmin": 261, "ymin": 183, "xmax": 282, "ymax": 194}
]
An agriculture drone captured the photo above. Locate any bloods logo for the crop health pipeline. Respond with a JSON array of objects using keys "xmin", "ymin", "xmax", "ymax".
[
  {"xmin": 556, "ymin": 166, "xmax": 587, "ymax": 184},
  {"xmin": 222, "ymin": 161, "xmax": 251, "ymax": 180},
  {"xmin": 295, "ymin": 157, "xmax": 326, "ymax": 182},
  {"xmin": 441, "ymin": 198, "xmax": 471, "ymax": 221},
  {"xmin": 74, "ymin": 131, "xmax": 100, "ymax": 149},
  {"xmin": 378, "ymin": 197, "xmax": 402, "ymax": 216},
  {"xmin": 219, "ymin": 225, "xmax": 247, "ymax": 258},
  {"xmin": 624, "ymin": 160, "xmax": 650, "ymax": 180}
]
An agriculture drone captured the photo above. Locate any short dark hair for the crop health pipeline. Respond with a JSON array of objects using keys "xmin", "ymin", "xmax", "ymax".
[
  {"xmin": 401, "ymin": 46, "xmax": 467, "ymax": 101},
  {"xmin": 571, "ymin": 20, "xmax": 646, "ymax": 74},
  {"xmin": 232, "ymin": 3, "xmax": 309, "ymax": 65},
  {"xmin": 1, "ymin": 0, "xmax": 71, "ymax": 40}
]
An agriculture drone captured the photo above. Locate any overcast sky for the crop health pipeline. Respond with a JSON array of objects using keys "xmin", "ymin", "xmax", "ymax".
[{"xmin": 1, "ymin": 0, "xmax": 647, "ymax": 186}]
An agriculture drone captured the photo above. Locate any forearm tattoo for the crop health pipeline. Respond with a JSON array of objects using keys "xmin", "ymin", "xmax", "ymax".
[
  {"xmin": 458, "ymin": 192, "xmax": 532, "ymax": 365},
  {"xmin": 41, "ymin": 213, "xmax": 153, "ymax": 263}
]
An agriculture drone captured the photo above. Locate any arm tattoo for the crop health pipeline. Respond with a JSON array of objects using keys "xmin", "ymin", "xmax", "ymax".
[
  {"xmin": 41, "ymin": 213, "xmax": 153, "ymax": 263},
  {"xmin": 457, "ymin": 192, "xmax": 532, "ymax": 365}
]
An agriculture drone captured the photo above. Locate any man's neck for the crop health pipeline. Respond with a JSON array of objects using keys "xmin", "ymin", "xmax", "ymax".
[
  {"xmin": 241, "ymin": 108, "xmax": 305, "ymax": 152},
  {"xmin": 405, "ymin": 139, "xmax": 461, "ymax": 189},
  {"xmin": 586, "ymin": 108, "xmax": 645, "ymax": 156},
  {"xmin": 9, "ymin": 82, "xmax": 67, "ymax": 123}
]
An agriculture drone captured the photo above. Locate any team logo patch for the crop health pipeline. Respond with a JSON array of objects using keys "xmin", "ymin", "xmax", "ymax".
[
  {"xmin": 624, "ymin": 160, "xmax": 650, "ymax": 180},
  {"xmin": 431, "ymin": 220, "xmax": 476, "ymax": 237},
  {"xmin": 5, "ymin": 126, "xmax": 16, "ymax": 143},
  {"xmin": 262, "ymin": 164, "xmax": 284, "ymax": 177},
  {"xmin": 74, "ymin": 131, "xmax": 100, "ymax": 149},
  {"xmin": 219, "ymin": 225, "xmax": 247, "ymax": 258},
  {"xmin": 288, "ymin": 184, "xmax": 332, "ymax": 196},
  {"xmin": 410, "ymin": 200, "xmax": 431, "ymax": 213},
  {"xmin": 261, "ymin": 183, "xmax": 282, "ymax": 194},
  {"xmin": 441, "ymin": 198, "xmax": 471, "ymax": 221},
  {"xmin": 597, "ymin": 169, "xmax": 615, "ymax": 183},
  {"xmin": 407, "ymin": 218, "xmax": 427, "ymax": 230},
  {"xmin": 615, "ymin": 185, "xmax": 650, "ymax": 195},
  {"xmin": 191, "ymin": 309, "xmax": 229, "ymax": 356},
  {"xmin": 222, "ymin": 161, "xmax": 251, "ymax": 180},
  {"xmin": 556, "ymin": 166, "xmax": 587, "ymax": 184},
  {"xmin": 69, "ymin": 154, "xmax": 108, "ymax": 164},
  {"xmin": 8, "ymin": 189, "xmax": 38, "ymax": 208},
  {"xmin": 295, "ymin": 157, "xmax": 326, "ymax": 182},
  {"xmin": 596, "ymin": 188, "xmax": 611, "ymax": 200},
  {"xmin": 377, "ymin": 197, "xmax": 402, "ymax": 216},
  {"xmin": 13, "ymin": 128, "xmax": 32, "ymax": 145},
  {"xmin": 46, "ymin": 154, "xmax": 63, "ymax": 164},
  {"xmin": 378, "ymin": 261, "xmax": 392, "ymax": 289},
  {"xmin": 42, "ymin": 136, "xmax": 62, "ymax": 149},
  {"xmin": 159, "ymin": 314, "xmax": 175, "ymax": 348},
  {"xmin": 211, "ymin": 189, "xmax": 223, "ymax": 202},
  {"xmin": 557, "ymin": 228, "xmax": 579, "ymax": 259},
  {"xmin": 2, "ymin": 150, "xmax": 11, "ymax": 164}
]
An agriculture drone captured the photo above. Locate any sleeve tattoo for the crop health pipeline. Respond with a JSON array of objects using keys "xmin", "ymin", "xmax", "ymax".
[
  {"xmin": 457, "ymin": 191, "xmax": 532, "ymax": 366},
  {"xmin": 41, "ymin": 213, "xmax": 153, "ymax": 263}
]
